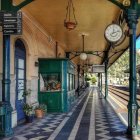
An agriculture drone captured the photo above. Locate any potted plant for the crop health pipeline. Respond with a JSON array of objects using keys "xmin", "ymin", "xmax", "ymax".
[
  {"xmin": 22, "ymin": 89, "xmax": 34, "ymax": 123},
  {"xmin": 35, "ymin": 104, "xmax": 47, "ymax": 118},
  {"xmin": 23, "ymin": 89, "xmax": 31, "ymax": 97},
  {"xmin": 23, "ymin": 103, "xmax": 34, "ymax": 123}
]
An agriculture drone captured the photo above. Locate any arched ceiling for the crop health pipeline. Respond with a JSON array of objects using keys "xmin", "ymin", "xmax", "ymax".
[{"xmin": 13, "ymin": 0, "xmax": 140, "ymax": 69}]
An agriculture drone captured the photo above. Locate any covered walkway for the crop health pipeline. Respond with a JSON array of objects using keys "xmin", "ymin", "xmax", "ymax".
[
  {"xmin": 2, "ymin": 87, "xmax": 130, "ymax": 140},
  {"xmin": 1, "ymin": 0, "xmax": 140, "ymax": 137}
]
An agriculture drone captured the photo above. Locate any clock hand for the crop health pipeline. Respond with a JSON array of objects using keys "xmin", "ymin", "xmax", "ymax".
[
  {"xmin": 110, "ymin": 32, "xmax": 118, "ymax": 37},
  {"xmin": 110, "ymin": 30, "xmax": 121, "ymax": 37},
  {"xmin": 113, "ymin": 26, "xmax": 115, "ymax": 33},
  {"xmin": 111, "ymin": 34, "xmax": 117, "ymax": 37},
  {"xmin": 114, "ymin": 30, "xmax": 120, "ymax": 33}
]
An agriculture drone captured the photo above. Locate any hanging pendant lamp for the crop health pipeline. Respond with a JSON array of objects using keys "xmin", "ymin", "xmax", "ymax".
[{"xmin": 80, "ymin": 35, "xmax": 87, "ymax": 60}]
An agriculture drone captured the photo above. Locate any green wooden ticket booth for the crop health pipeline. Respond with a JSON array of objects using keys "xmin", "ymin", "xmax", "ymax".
[{"xmin": 38, "ymin": 58, "xmax": 76, "ymax": 112}]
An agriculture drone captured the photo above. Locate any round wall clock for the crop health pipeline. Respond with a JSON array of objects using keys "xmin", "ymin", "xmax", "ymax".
[{"xmin": 104, "ymin": 24, "xmax": 123, "ymax": 43}]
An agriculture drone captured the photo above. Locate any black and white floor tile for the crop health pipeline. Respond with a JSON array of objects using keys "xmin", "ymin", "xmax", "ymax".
[
  {"xmin": 95, "ymin": 93, "xmax": 130, "ymax": 140},
  {"xmin": 2, "ymin": 87, "xmax": 133, "ymax": 140},
  {"xmin": 4, "ymin": 113, "xmax": 66, "ymax": 140}
]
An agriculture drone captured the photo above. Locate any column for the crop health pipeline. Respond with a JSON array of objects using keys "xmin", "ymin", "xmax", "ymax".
[
  {"xmin": 105, "ymin": 59, "xmax": 108, "ymax": 99},
  {"xmin": 0, "ymin": 35, "xmax": 13, "ymax": 136},
  {"xmin": 77, "ymin": 65, "xmax": 80, "ymax": 96},
  {"xmin": 98, "ymin": 73, "xmax": 100, "ymax": 93},
  {"xmin": 126, "ymin": 9, "xmax": 139, "ymax": 135},
  {"xmin": 101, "ymin": 73, "xmax": 102, "ymax": 96}
]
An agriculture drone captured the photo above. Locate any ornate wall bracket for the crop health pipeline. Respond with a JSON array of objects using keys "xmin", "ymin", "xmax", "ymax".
[
  {"xmin": 1, "ymin": 0, "xmax": 34, "ymax": 12},
  {"xmin": 66, "ymin": 51, "xmax": 104, "ymax": 60}
]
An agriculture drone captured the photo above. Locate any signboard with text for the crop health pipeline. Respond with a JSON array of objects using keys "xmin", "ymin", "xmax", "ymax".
[
  {"xmin": 0, "ymin": 11, "xmax": 22, "ymax": 35},
  {"xmin": 92, "ymin": 65, "xmax": 105, "ymax": 73}
]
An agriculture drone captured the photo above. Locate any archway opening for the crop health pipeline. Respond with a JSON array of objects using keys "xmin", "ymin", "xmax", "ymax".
[{"xmin": 15, "ymin": 39, "xmax": 26, "ymax": 122}]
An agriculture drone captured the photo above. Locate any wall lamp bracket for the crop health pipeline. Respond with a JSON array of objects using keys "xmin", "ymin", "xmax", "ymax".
[{"xmin": 35, "ymin": 61, "xmax": 39, "ymax": 67}]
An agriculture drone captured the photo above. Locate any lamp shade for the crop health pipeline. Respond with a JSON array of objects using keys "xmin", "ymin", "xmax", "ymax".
[{"xmin": 80, "ymin": 53, "xmax": 87, "ymax": 60}]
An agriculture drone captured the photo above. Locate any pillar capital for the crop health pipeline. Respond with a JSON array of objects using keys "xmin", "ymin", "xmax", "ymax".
[{"xmin": 125, "ymin": 9, "xmax": 138, "ymax": 29}]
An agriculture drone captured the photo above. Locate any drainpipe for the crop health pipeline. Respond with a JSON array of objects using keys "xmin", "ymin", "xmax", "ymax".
[{"xmin": 56, "ymin": 42, "xmax": 58, "ymax": 58}]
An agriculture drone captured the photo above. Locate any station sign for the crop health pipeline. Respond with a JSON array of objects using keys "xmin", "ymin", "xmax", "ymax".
[
  {"xmin": 0, "ymin": 11, "xmax": 22, "ymax": 35},
  {"xmin": 92, "ymin": 65, "xmax": 105, "ymax": 73}
]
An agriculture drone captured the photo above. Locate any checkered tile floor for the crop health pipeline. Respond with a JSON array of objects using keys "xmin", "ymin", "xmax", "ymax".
[
  {"xmin": 95, "ymin": 93, "xmax": 129, "ymax": 140},
  {"xmin": 2, "ymin": 87, "xmax": 133, "ymax": 140},
  {"xmin": 3, "ymin": 113, "xmax": 66, "ymax": 140}
]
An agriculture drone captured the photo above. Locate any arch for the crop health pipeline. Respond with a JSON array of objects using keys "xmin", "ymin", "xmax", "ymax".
[
  {"xmin": 15, "ymin": 39, "xmax": 26, "ymax": 54},
  {"xmin": 15, "ymin": 39, "xmax": 26, "ymax": 122},
  {"xmin": 14, "ymin": 37, "xmax": 31, "ymax": 56},
  {"xmin": 13, "ymin": 36, "xmax": 33, "ymax": 79}
]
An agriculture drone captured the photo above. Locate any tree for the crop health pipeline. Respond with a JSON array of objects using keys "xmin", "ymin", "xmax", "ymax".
[{"xmin": 108, "ymin": 49, "xmax": 140, "ymax": 85}]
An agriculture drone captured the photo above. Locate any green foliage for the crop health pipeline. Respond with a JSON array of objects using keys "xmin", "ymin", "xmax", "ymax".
[
  {"xmin": 22, "ymin": 89, "xmax": 31, "ymax": 97},
  {"xmin": 91, "ymin": 77, "xmax": 97, "ymax": 84},
  {"xmin": 35, "ymin": 104, "xmax": 47, "ymax": 113},
  {"xmin": 85, "ymin": 75, "xmax": 91, "ymax": 81},
  {"xmin": 84, "ymin": 73, "xmax": 97, "ymax": 85},
  {"xmin": 23, "ymin": 103, "xmax": 33, "ymax": 116},
  {"xmin": 108, "ymin": 49, "xmax": 140, "ymax": 85},
  {"xmin": 22, "ymin": 89, "xmax": 34, "ymax": 116}
]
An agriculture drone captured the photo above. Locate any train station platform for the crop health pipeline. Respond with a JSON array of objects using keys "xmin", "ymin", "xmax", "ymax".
[{"xmin": 2, "ymin": 87, "xmax": 132, "ymax": 140}]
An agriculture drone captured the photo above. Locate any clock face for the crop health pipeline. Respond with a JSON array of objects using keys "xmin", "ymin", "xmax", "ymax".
[{"xmin": 104, "ymin": 24, "xmax": 123, "ymax": 43}]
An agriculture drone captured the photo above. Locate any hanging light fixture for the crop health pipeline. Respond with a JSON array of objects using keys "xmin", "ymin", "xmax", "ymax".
[
  {"xmin": 80, "ymin": 53, "xmax": 87, "ymax": 60},
  {"xmin": 64, "ymin": 0, "xmax": 77, "ymax": 30},
  {"xmin": 80, "ymin": 34, "xmax": 87, "ymax": 60}
]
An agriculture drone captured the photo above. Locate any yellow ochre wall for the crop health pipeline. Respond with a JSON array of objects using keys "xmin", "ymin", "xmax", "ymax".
[{"xmin": 0, "ymin": 10, "xmax": 65, "ymax": 127}]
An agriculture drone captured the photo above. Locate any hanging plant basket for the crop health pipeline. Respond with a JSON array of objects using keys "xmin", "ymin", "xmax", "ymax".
[
  {"xmin": 64, "ymin": 21, "xmax": 77, "ymax": 30},
  {"xmin": 64, "ymin": 0, "xmax": 77, "ymax": 30}
]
